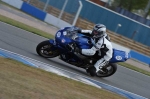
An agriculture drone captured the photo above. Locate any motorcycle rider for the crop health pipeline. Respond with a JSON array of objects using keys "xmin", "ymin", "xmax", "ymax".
[{"xmin": 70, "ymin": 24, "xmax": 113, "ymax": 75}]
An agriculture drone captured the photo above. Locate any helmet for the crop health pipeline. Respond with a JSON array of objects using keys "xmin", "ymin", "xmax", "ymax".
[{"xmin": 92, "ymin": 24, "xmax": 106, "ymax": 38}]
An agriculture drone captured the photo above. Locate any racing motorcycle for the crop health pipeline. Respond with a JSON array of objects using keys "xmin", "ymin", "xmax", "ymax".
[{"xmin": 36, "ymin": 27, "xmax": 130, "ymax": 77}]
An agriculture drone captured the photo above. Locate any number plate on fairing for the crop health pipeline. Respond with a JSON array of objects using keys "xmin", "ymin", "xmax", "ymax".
[{"xmin": 109, "ymin": 49, "xmax": 131, "ymax": 63}]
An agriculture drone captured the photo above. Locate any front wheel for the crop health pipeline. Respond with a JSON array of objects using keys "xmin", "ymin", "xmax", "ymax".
[
  {"xmin": 36, "ymin": 40, "xmax": 60, "ymax": 58},
  {"xmin": 96, "ymin": 63, "xmax": 117, "ymax": 77}
]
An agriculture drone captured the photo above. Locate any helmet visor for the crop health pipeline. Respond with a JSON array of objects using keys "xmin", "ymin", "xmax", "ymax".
[
  {"xmin": 93, "ymin": 30, "xmax": 99, "ymax": 35},
  {"xmin": 92, "ymin": 30, "xmax": 104, "ymax": 38}
]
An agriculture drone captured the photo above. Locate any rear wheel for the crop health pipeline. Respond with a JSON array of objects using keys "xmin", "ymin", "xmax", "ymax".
[
  {"xmin": 36, "ymin": 40, "xmax": 60, "ymax": 58},
  {"xmin": 96, "ymin": 63, "xmax": 117, "ymax": 77},
  {"xmin": 86, "ymin": 66, "xmax": 96, "ymax": 77}
]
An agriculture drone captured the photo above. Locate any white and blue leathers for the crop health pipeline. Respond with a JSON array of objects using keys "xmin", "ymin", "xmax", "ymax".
[{"xmin": 80, "ymin": 30, "xmax": 113, "ymax": 72}]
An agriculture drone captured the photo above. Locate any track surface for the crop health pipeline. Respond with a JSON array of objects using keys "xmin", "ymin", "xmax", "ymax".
[{"xmin": 0, "ymin": 22, "xmax": 150, "ymax": 98}]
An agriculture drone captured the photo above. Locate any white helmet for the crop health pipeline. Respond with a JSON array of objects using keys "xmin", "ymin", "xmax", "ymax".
[{"xmin": 92, "ymin": 24, "xmax": 106, "ymax": 38}]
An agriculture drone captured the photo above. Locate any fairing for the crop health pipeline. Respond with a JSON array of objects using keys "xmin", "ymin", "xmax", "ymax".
[{"xmin": 52, "ymin": 27, "xmax": 130, "ymax": 63}]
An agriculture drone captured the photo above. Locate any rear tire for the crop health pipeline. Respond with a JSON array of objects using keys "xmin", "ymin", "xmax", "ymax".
[
  {"xmin": 36, "ymin": 40, "xmax": 60, "ymax": 58},
  {"xmin": 86, "ymin": 67, "xmax": 96, "ymax": 77},
  {"xmin": 96, "ymin": 63, "xmax": 117, "ymax": 77}
]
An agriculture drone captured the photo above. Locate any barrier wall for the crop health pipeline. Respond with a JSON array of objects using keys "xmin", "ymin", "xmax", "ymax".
[
  {"xmin": 111, "ymin": 42, "xmax": 130, "ymax": 53},
  {"xmin": 1, "ymin": 0, "xmax": 150, "ymax": 65},
  {"xmin": 130, "ymin": 50, "xmax": 150, "ymax": 64},
  {"xmin": 2, "ymin": 0, "xmax": 23, "ymax": 9},
  {"xmin": 21, "ymin": 2, "xmax": 46, "ymax": 21},
  {"xmin": 45, "ymin": 14, "xmax": 72, "ymax": 28}
]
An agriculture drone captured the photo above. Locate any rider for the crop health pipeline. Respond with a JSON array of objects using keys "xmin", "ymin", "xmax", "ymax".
[{"xmin": 71, "ymin": 24, "xmax": 113, "ymax": 74}]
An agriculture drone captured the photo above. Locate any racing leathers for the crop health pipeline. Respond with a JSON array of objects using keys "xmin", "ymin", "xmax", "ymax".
[{"xmin": 79, "ymin": 30, "xmax": 113, "ymax": 72}]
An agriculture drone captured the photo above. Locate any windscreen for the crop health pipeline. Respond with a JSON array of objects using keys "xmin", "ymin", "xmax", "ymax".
[{"xmin": 65, "ymin": 27, "xmax": 79, "ymax": 40}]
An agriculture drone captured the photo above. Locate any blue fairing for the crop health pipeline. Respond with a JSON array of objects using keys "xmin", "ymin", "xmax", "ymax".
[
  {"xmin": 49, "ymin": 39, "xmax": 55, "ymax": 44},
  {"xmin": 110, "ymin": 49, "xmax": 131, "ymax": 63},
  {"xmin": 53, "ymin": 27, "xmax": 130, "ymax": 63},
  {"xmin": 55, "ymin": 27, "xmax": 92, "ymax": 49},
  {"xmin": 75, "ymin": 36, "xmax": 93, "ymax": 49}
]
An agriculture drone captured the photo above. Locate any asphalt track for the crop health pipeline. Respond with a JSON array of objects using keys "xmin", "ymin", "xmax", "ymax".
[{"xmin": 0, "ymin": 22, "xmax": 150, "ymax": 98}]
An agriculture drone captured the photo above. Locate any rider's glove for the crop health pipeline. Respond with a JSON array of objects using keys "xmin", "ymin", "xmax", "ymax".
[
  {"xmin": 75, "ymin": 27, "xmax": 82, "ymax": 33},
  {"xmin": 72, "ymin": 27, "xmax": 82, "ymax": 33}
]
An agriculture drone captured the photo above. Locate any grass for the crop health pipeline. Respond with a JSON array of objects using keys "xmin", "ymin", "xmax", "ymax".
[
  {"xmin": 0, "ymin": 1, "xmax": 150, "ymax": 77},
  {"xmin": 0, "ymin": 57, "xmax": 126, "ymax": 99},
  {"xmin": 0, "ymin": 14, "xmax": 53, "ymax": 39}
]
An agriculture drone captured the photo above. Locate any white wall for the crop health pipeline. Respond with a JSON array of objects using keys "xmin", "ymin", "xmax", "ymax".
[
  {"xmin": 2, "ymin": 0, "xmax": 23, "ymax": 9},
  {"xmin": 44, "ymin": 14, "xmax": 72, "ymax": 29},
  {"xmin": 111, "ymin": 42, "xmax": 130, "ymax": 53}
]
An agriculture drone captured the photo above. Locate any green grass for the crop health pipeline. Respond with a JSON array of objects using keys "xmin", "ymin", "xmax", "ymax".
[
  {"xmin": 0, "ymin": 14, "xmax": 53, "ymax": 39},
  {"xmin": 118, "ymin": 62, "xmax": 150, "ymax": 76},
  {"xmin": 0, "ymin": 57, "xmax": 126, "ymax": 99},
  {"xmin": 0, "ymin": 3, "xmax": 150, "ymax": 77}
]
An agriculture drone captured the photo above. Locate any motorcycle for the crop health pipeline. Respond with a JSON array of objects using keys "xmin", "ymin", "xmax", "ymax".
[{"xmin": 36, "ymin": 27, "xmax": 130, "ymax": 77}]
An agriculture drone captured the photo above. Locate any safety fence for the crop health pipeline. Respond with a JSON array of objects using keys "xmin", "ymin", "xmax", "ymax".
[{"xmin": 23, "ymin": 0, "xmax": 75, "ymax": 24}]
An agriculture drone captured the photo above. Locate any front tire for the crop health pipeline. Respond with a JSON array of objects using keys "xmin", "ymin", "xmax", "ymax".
[{"xmin": 36, "ymin": 40, "xmax": 60, "ymax": 58}]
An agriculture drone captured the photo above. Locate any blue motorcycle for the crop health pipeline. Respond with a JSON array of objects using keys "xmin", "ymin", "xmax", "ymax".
[{"xmin": 36, "ymin": 27, "xmax": 130, "ymax": 77}]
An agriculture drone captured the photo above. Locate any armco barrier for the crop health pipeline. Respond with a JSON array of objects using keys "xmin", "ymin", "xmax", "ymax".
[
  {"xmin": 21, "ymin": 2, "xmax": 46, "ymax": 21},
  {"xmin": 130, "ymin": 50, "xmax": 150, "ymax": 65},
  {"xmin": 1, "ymin": 0, "xmax": 150, "ymax": 65}
]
